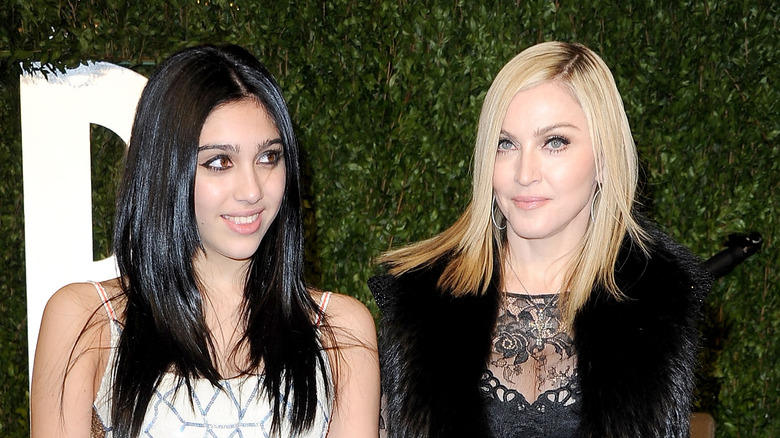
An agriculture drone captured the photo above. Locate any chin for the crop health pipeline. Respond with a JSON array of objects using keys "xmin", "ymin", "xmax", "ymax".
[
  {"xmin": 217, "ymin": 242, "xmax": 264, "ymax": 262},
  {"xmin": 507, "ymin": 220, "xmax": 552, "ymax": 238},
  {"xmin": 512, "ymin": 231, "xmax": 555, "ymax": 241},
  {"xmin": 507, "ymin": 223, "xmax": 574, "ymax": 242}
]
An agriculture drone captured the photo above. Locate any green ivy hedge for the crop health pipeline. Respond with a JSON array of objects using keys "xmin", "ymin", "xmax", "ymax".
[{"xmin": 1, "ymin": 1, "xmax": 777, "ymax": 436}]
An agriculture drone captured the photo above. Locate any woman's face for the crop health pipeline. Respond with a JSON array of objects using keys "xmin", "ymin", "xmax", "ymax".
[
  {"xmin": 194, "ymin": 99, "xmax": 286, "ymax": 265},
  {"xmin": 492, "ymin": 81, "xmax": 597, "ymax": 248}
]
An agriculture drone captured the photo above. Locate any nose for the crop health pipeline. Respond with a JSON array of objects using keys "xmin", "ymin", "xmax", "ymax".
[
  {"xmin": 515, "ymin": 147, "xmax": 541, "ymax": 186},
  {"xmin": 235, "ymin": 166, "xmax": 263, "ymax": 204}
]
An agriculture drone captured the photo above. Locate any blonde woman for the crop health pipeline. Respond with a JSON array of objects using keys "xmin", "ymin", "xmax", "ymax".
[{"xmin": 370, "ymin": 41, "xmax": 710, "ymax": 437}]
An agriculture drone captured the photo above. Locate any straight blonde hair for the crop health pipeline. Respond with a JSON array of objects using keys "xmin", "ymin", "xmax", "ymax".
[{"xmin": 380, "ymin": 41, "xmax": 649, "ymax": 324}]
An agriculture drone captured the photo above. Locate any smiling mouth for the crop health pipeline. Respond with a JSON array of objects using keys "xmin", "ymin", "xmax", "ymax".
[{"xmin": 223, "ymin": 213, "xmax": 259, "ymax": 224}]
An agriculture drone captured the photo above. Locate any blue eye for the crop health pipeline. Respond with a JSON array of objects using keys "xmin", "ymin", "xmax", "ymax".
[
  {"xmin": 545, "ymin": 136, "xmax": 570, "ymax": 151},
  {"xmin": 498, "ymin": 139, "xmax": 516, "ymax": 151}
]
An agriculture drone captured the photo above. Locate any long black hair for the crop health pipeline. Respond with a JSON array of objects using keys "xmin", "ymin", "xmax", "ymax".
[{"xmin": 111, "ymin": 44, "xmax": 328, "ymax": 437}]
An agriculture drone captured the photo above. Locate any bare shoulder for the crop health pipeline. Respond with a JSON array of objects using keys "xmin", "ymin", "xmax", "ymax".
[
  {"xmin": 43, "ymin": 278, "xmax": 124, "ymax": 326},
  {"xmin": 321, "ymin": 292, "xmax": 374, "ymax": 327},
  {"xmin": 32, "ymin": 279, "xmax": 125, "ymax": 436},
  {"xmin": 37, "ymin": 279, "xmax": 124, "ymax": 355},
  {"xmin": 35, "ymin": 278, "xmax": 125, "ymax": 380},
  {"xmin": 310, "ymin": 290, "xmax": 376, "ymax": 345},
  {"xmin": 44, "ymin": 281, "xmax": 104, "ymax": 323},
  {"xmin": 324, "ymin": 292, "xmax": 371, "ymax": 315},
  {"xmin": 311, "ymin": 291, "xmax": 380, "ymax": 435}
]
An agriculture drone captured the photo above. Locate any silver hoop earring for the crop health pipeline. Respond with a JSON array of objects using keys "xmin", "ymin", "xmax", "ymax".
[
  {"xmin": 590, "ymin": 184, "xmax": 602, "ymax": 221},
  {"xmin": 491, "ymin": 198, "xmax": 506, "ymax": 230}
]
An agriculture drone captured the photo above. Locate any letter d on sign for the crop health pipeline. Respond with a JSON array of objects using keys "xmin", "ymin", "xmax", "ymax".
[{"xmin": 21, "ymin": 62, "xmax": 147, "ymax": 383}]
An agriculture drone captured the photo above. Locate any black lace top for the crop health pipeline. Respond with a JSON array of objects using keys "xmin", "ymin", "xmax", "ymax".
[{"xmin": 479, "ymin": 292, "xmax": 581, "ymax": 438}]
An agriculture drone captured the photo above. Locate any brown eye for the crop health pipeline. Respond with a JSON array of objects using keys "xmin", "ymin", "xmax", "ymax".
[
  {"xmin": 258, "ymin": 149, "xmax": 283, "ymax": 165},
  {"xmin": 202, "ymin": 155, "xmax": 233, "ymax": 171}
]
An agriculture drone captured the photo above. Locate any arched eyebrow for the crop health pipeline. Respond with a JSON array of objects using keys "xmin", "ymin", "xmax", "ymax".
[
  {"xmin": 197, "ymin": 144, "xmax": 237, "ymax": 153},
  {"xmin": 499, "ymin": 130, "xmax": 518, "ymax": 142},
  {"xmin": 533, "ymin": 123, "xmax": 579, "ymax": 137},
  {"xmin": 259, "ymin": 138, "xmax": 284, "ymax": 150},
  {"xmin": 197, "ymin": 138, "xmax": 283, "ymax": 153}
]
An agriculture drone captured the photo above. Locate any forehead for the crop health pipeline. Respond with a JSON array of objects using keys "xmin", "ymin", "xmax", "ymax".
[
  {"xmin": 199, "ymin": 99, "xmax": 278, "ymax": 144},
  {"xmin": 502, "ymin": 82, "xmax": 586, "ymax": 130},
  {"xmin": 205, "ymin": 99, "xmax": 271, "ymax": 124}
]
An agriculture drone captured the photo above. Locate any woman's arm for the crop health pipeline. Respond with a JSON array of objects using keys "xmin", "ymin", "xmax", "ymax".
[
  {"xmin": 323, "ymin": 293, "xmax": 380, "ymax": 438},
  {"xmin": 31, "ymin": 283, "xmax": 110, "ymax": 438}
]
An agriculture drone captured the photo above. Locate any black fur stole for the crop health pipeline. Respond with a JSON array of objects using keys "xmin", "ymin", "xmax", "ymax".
[{"xmin": 369, "ymin": 226, "xmax": 711, "ymax": 438}]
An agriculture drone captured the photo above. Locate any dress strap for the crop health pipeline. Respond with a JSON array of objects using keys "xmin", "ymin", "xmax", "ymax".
[
  {"xmin": 89, "ymin": 281, "xmax": 117, "ymax": 322},
  {"xmin": 315, "ymin": 291, "xmax": 332, "ymax": 327}
]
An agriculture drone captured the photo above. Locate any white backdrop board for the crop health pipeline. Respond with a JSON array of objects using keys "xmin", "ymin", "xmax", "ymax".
[{"xmin": 21, "ymin": 62, "xmax": 147, "ymax": 382}]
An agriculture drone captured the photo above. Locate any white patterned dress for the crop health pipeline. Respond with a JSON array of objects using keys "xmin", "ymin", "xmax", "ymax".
[{"xmin": 90, "ymin": 282, "xmax": 333, "ymax": 438}]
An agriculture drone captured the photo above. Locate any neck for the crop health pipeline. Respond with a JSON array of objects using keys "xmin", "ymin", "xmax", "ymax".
[
  {"xmin": 192, "ymin": 251, "xmax": 250, "ymax": 317},
  {"xmin": 503, "ymin": 236, "xmax": 579, "ymax": 295},
  {"xmin": 192, "ymin": 251, "xmax": 251, "ymax": 374},
  {"xmin": 194, "ymin": 250, "xmax": 249, "ymax": 290}
]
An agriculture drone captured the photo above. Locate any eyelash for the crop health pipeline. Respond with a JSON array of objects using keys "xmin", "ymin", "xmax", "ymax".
[
  {"xmin": 544, "ymin": 136, "xmax": 570, "ymax": 153},
  {"xmin": 258, "ymin": 149, "xmax": 283, "ymax": 165},
  {"xmin": 201, "ymin": 155, "xmax": 232, "ymax": 172},
  {"xmin": 497, "ymin": 138, "xmax": 515, "ymax": 154},
  {"xmin": 199, "ymin": 148, "xmax": 284, "ymax": 172}
]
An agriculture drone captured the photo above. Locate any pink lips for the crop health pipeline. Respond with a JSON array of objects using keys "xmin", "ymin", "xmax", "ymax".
[
  {"xmin": 222, "ymin": 211, "xmax": 263, "ymax": 234},
  {"xmin": 512, "ymin": 196, "xmax": 550, "ymax": 210}
]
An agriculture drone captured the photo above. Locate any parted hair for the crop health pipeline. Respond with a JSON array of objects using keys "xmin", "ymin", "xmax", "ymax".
[
  {"xmin": 380, "ymin": 41, "xmax": 649, "ymax": 324},
  {"xmin": 111, "ymin": 44, "xmax": 328, "ymax": 437}
]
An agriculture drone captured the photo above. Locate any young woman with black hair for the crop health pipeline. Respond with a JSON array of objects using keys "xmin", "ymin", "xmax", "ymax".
[{"xmin": 31, "ymin": 44, "xmax": 379, "ymax": 437}]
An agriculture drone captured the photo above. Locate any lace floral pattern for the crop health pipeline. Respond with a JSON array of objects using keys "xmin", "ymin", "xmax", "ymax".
[{"xmin": 480, "ymin": 292, "xmax": 581, "ymax": 437}]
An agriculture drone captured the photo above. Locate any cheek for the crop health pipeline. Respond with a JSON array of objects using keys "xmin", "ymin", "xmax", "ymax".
[
  {"xmin": 266, "ymin": 170, "xmax": 287, "ymax": 208},
  {"xmin": 492, "ymin": 161, "xmax": 512, "ymax": 193},
  {"xmin": 193, "ymin": 179, "xmax": 223, "ymax": 220},
  {"xmin": 553, "ymin": 158, "xmax": 596, "ymax": 196}
]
